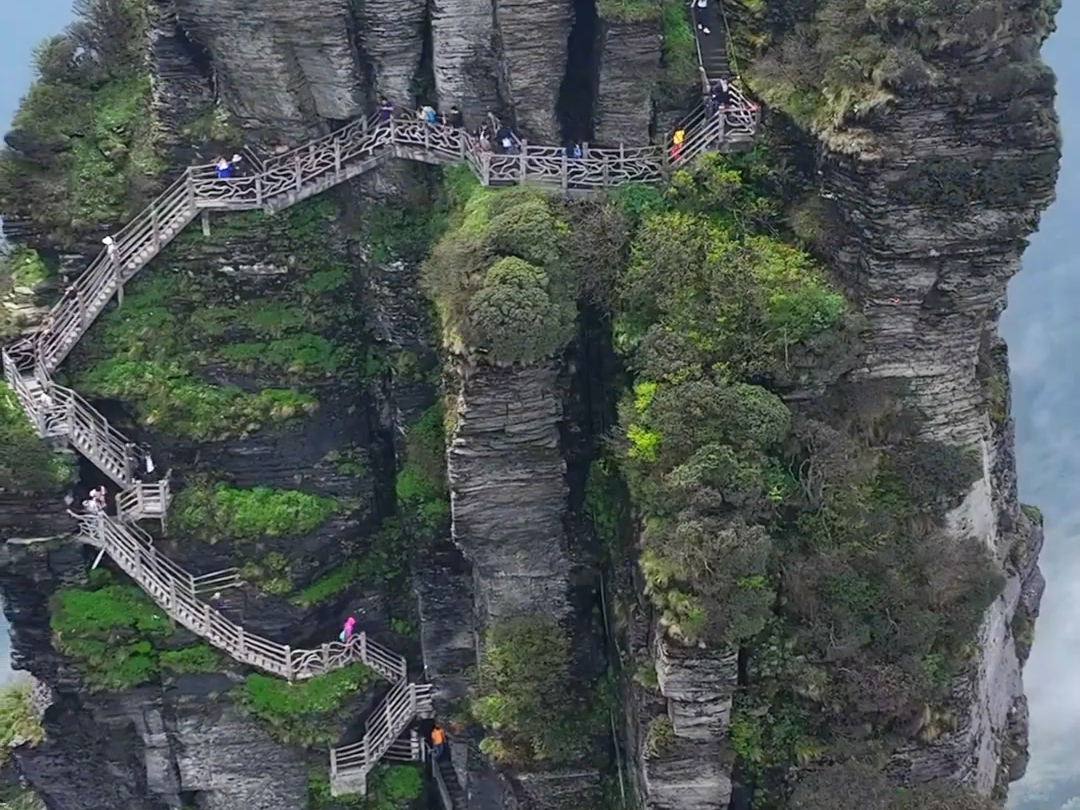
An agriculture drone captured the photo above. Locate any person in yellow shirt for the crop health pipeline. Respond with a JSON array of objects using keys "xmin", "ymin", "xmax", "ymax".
[{"xmin": 670, "ymin": 128, "xmax": 686, "ymax": 162}]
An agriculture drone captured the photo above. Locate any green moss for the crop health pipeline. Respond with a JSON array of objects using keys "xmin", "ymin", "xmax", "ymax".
[
  {"xmin": 308, "ymin": 764, "xmax": 421, "ymax": 810},
  {"xmin": 0, "ymin": 682, "xmax": 44, "ymax": 763},
  {"xmin": 322, "ymin": 445, "xmax": 370, "ymax": 478},
  {"xmin": 240, "ymin": 553, "xmax": 293, "ymax": 595},
  {"xmin": 233, "ymin": 663, "xmax": 379, "ymax": 745},
  {"xmin": 291, "ymin": 520, "xmax": 410, "ymax": 607},
  {"xmin": 656, "ymin": 0, "xmax": 697, "ymax": 106},
  {"xmin": 395, "ymin": 405, "xmax": 449, "ymax": 533},
  {"xmin": 597, "ymin": 0, "xmax": 660, "ymax": 22},
  {"xmin": 173, "ymin": 481, "xmax": 339, "ymax": 542},
  {"xmin": 75, "ymin": 357, "xmax": 319, "ymax": 440},
  {"xmin": 644, "ymin": 714, "xmax": 674, "ymax": 756},
  {"xmin": 0, "ymin": 382, "xmax": 76, "ymax": 493},
  {"xmin": 158, "ymin": 644, "xmax": 225, "ymax": 674},
  {"xmin": 49, "ymin": 580, "xmax": 215, "ymax": 690},
  {"xmin": 1, "ymin": 247, "xmax": 49, "ymax": 289},
  {"xmin": 1021, "ymin": 503, "xmax": 1043, "ymax": 524}
]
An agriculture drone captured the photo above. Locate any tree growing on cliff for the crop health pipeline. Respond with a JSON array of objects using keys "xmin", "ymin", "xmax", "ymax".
[{"xmin": 789, "ymin": 762, "xmax": 1001, "ymax": 810}]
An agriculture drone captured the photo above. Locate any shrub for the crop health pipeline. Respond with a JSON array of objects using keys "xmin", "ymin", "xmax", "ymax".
[
  {"xmin": 0, "ymin": 0, "xmax": 161, "ymax": 236},
  {"xmin": 656, "ymin": 0, "xmax": 696, "ymax": 106},
  {"xmin": 424, "ymin": 186, "xmax": 578, "ymax": 364},
  {"xmin": 291, "ymin": 519, "xmax": 410, "ymax": 607},
  {"xmin": 0, "ymin": 382, "xmax": 76, "ymax": 493},
  {"xmin": 239, "ymin": 553, "xmax": 293, "ymax": 595},
  {"xmin": 233, "ymin": 663, "xmax": 378, "ymax": 745},
  {"xmin": 173, "ymin": 481, "xmax": 338, "ymax": 542},
  {"xmin": 0, "ymin": 683, "xmax": 44, "ymax": 763},
  {"xmin": 644, "ymin": 714, "xmax": 675, "ymax": 756},
  {"xmin": 471, "ymin": 616, "xmax": 587, "ymax": 764},
  {"xmin": 158, "ymin": 644, "xmax": 223, "ymax": 675}
]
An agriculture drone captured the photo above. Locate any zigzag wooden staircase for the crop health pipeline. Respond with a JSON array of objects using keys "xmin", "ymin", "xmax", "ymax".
[{"xmin": 0, "ymin": 97, "xmax": 758, "ymax": 800}]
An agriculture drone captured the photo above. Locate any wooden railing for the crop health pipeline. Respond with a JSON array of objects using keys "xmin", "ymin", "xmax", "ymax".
[
  {"xmin": 0, "ymin": 97, "xmax": 758, "ymax": 796},
  {"xmin": 329, "ymin": 680, "xmax": 434, "ymax": 795}
]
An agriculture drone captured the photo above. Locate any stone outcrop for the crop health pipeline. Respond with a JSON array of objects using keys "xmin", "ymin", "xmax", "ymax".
[
  {"xmin": 494, "ymin": 0, "xmax": 574, "ymax": 141},
  {"xmin": 810, "ymin": 30, "xmax": 1058, "ymax": 797},
  {"xmin": 431, "ymin": 0, "xmax": 503, "ymax": 125},
  {"xmin": 594, "ymin": 20, "xmax": 661, "ymax": 146},
  {"xmin": 172, "ymin": 0, "xmax": 368, "ymax": 137},
  {"xmin": 447, "ymin": 362, "xmax": 571, "ymax": 624}
]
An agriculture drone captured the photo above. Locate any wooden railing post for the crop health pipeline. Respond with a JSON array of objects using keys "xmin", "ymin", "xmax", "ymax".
[
  {"xmin": 519, "ymin": 140, "xmax": 527, "ymax": 180},
  {"xmin": 334, "ymin": 139, "xmax": 342, "ymax": 177},
  {"xmin": 168, "ymin": 575, "xmax": 177, "ymax": 608},
  {"xmin": 236, "ymin": 625, "xmax": 246, "ymax": 658},
  {"xmin": 602, "ymin": 156, "xmax": 610, "ymax": 186},
  {"xmin": 255, "ymin": 176, "xmax": 263, "ymax": 208},
  {"xmin": 561, "ymin": 149, "xmax": 568, "ymax": 192},
  {"xmin": 294, "ymin": 154, "xmax": 302, "ymax": 192},
  {"xmin": 284, "ymin": 646, "xmax": 294, "ymax": 680},
  {"xmin": 151, "ymin": 204, "xmax": 160, "ymax": 247},
  {"xmin": 185, "ymin": 171, "xmax": 196, "ymax": 210},
  {"xmin": 424, "ymin": 122, "xmax": 431, "ymax": 152},
  {"xmin": 482, "ymin": 154, "xmax": 491, "ymax": 186},
  {"xmin": 322, "ymin": 641, "xmax": 330, "ymax": 670},
  {"xmin": 203, "ymin": 600, "xmax": 213, "ymax": 634},
  {"xmin": 360, "ymin": 631, "xmax": 368, "ymax": 664}
]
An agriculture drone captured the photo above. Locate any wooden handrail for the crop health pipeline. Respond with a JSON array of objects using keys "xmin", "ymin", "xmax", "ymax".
[{"xmin": 1, "ymin": 92, "xmax": 757, "ymax": 794}]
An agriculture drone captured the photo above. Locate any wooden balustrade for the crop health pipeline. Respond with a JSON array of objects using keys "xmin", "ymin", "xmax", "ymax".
[{"xmin": 2, "ymin": 96, "xmax": 758, "ymax": 796}]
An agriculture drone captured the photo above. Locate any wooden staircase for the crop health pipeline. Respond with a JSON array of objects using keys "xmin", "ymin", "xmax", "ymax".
[{"xmin": 0, "ymin": 98, "xmax": 758, "ymax": 801}]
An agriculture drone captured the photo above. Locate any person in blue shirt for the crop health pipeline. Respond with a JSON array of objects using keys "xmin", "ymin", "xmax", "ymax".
[
  {"xmin": 214, "ymin": 157, "xmax": 232, "ymax": 178},
  {"xmin": 570, "ymin": 142, "xmax": 582, "ymax": 159},
  {"xmin": 379, "ymin": 97, "xmax": 393, "ymax": 122}
]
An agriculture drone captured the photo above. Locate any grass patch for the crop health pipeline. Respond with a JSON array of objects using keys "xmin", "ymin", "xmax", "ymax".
[
  {"xmin": 1, "ymin": 247, "xmax": 49, "ymax": 290},
  {"xmin": 0, "ymin": 682, "xmax": 44, "ymax": 763},
  {"xmin": 233, "ymin": 663, "xmax": 379, "ymax": 745},
  {"xmin": 395, "ymin": 405, "xmax": 449, "ymax": 533},
  {"xmin": 173, "ymin": 480, "xmax": 339, "ymax": 542},
  {"xmin": 291, "ymin": 519, "xmax": 410, "ymax": 608},
  {"xmin": 158, "ymin": 644, "xmax": 225, "ymax": 674},
  {"xmin": 597, "ymin": 0, "xmax": 661, "ymax": 22},
  {"xmin": 49, "ymin": 579, "xmax": 218, "ymax": 690},
  {"xmin": 0, "ymin": 381, "xmax": 76, "ymax": 493},
  {"xmin": 240, "ymin": 553, "xmax": 293, "ymax": 595}
]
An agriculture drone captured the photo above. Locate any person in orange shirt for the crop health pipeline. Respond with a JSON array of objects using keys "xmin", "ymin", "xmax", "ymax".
[{"xmin": 431, "ymin": 725, "xmax": 446, "ymax": 760}]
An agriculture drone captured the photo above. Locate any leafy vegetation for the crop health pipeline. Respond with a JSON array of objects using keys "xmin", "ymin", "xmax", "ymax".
[
  {"xmin": 233, "ymin": 663, "xmax": 378, "ymax": 745},
  {"xmin": 50, "ymin": 578, "xmax": 220, "ymax": 690},
  {"xmin": 597, "ymin": 0, "xmax": 660, "ymax": 22},
  {"xmin": 239, "ymin": 552, "xmax": 293, "ymax": 595},
  {"xmin": 471, "ymin": 616, "xmax": 602, "ymax": 764},
  {"xmin": 173, "ymin": 480, "xmax": 339, "ymax": 542},
  {"xmin": 0, "ymin": 682, "xmax": 44, "ymax": 763},
  {"xmin": 600, "ymin": 151, "xmax": 1004, "ymax": 797},
  {"xmin": 656, "ymin": 0, "xmax": 697, "ymax": 106},
  {"xmin": 0, "ymin": 382, "xmax": 76, "ymax": 493},
  {"xmin": 395, "ymin": 404, "xmax": 449, "ymax": 533},
  {"xmin": 424, "ymin": 186, "xmax": 577, "ymax": 365},
  {"xmin": 789, "ymin": 762, "xmax": 1002, "ymax": 810},
  {"xmin": 308, "ymin": 763, "xmax": 422, "ymax": 810},
  {"xmin": 747, "ymin": 0, "xmax": 1059, "ymax": 134},
  {"xmin": 291, "ymin": 519, "xmax": 411, "ymax": 608},
  {"xmin": 0, "ymin": 0, "xmax": 163, "ymax": 237}
]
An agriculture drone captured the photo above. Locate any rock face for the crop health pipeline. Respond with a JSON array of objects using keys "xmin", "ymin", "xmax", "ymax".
[
  {"xmin": 172, "ymin": 0, "xmax": 368, "ymax": 137},
  {"xmin": 446, "ymin": 362, "xmax": 572, "ymax": 624},
  {"xmin": 431, "ymin": 0, "xmax": 503, "ymax": 125},
  {"xmin": 594, "ymin": 20, "xmax": 661, "ymax": 146},
  {"xmin": 813, "ymin": 48, "xmax": 1058, "ymax": 797},
  {"xmin": 494, "ymin": 0, "xmax": 574, "ymax": 141}
]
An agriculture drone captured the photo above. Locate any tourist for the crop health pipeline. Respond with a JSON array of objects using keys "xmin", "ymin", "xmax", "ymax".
[
  {"xmin": 214, "ymin": 156, "xmax": 232, "ymax": 179},
  {"xmin": 430, "ymin": 725, "xmax": 446, "ymax": 760},
  {"xmin": 102, "ymin": 235, "xmax": 117, "ymax": 263},
  {"xmin": 339, "ymin": 615, "xmax": 356, "ymax": 642},
  {"xmin": 478, "ymin": 128, "xmax": 492, "ymax": 153},
  {"xmin": 379, "ymin": 97, "xmax": 394, "ymax": 123},
  {"xmin": 229, "ymin": 153, "xmax": 244, "ymax": 176},
  {"xmin": 495, "ymin": 123, "xmax": 514, "ymax": 154},
  {"xmin": 422, "ymin": 105, "xmax": 437, "ymax": 124},
  {"xmin": 449, "ymin": 105, "xmax": 464, "ymax": 129},
  {"xmin": 670, "ymin": 128, "xmax": 685, "ymax": 161},
  {"xmin": 570, "ymin": 142, "xmax": 583, "ymax": 159},
  {"xmin": 712, "ymin": 78, "xmax": 731, "ymax": 110}
]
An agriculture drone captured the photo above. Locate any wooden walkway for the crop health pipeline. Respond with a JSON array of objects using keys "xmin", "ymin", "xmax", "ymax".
[{"xmin": 0, "ymin": 97, "xmax": 758, "ymax": 798}]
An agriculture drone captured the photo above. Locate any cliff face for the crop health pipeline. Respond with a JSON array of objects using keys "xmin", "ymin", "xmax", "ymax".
[
  {"xmin": 447, "ymin": 363, "xmax": 571, "ymax": 623},
  {"xmin": 817, "ymin": 81, "xmax": 1058, "ymax": 796},
  {"xmin": 594, "ymin": 20, "xmax": 660, "ymax": 146}
]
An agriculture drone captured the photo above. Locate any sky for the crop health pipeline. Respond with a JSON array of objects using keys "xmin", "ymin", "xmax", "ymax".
[
  {"xmin": 0, "ymin": 0, "xmax": 75, "ymax": 684},
  {"xmin": 1002, "ymin": 0, "xmax": 1080, "ymax": 806},
  {"xmin": 0, "ymin": 0, "xmax": 1076, "ymax": 803}
]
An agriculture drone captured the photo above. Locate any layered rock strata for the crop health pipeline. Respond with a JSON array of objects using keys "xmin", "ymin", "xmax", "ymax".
[
  {"xmin": 594, "ymin": 20, "xmax": 661, "ymax": 146},
  {"xmin": 446, "ymin": 363, "xmax": 572, "ymax": 623}
]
